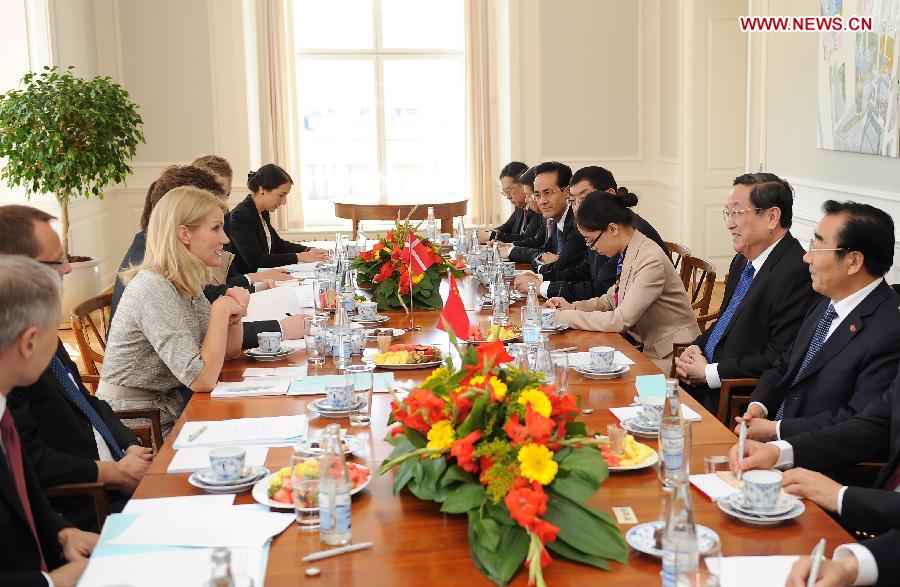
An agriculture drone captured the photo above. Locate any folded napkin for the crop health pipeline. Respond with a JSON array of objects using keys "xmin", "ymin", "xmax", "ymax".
[
  {"xmin": 690, "ymin": 473, "xmax": 740, "ymax": 501},
  {"xmin": 609, "ymin": 405, "xmax": 702, "ymax": 422},
  {"xmin": 635, "ymin": 374, "xmax": 666, "ymax": 398},
  {"xmin": 288, "ymin": 373, "xmax": 396, "ymax": 395},
  {"xmin": 566, "ymin": 351, "xmax": 635, "ymax": 368}
]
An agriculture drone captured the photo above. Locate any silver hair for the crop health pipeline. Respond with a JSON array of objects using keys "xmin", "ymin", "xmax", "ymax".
[{"xmin": 0, "ymin": 255, "xmax": 62, "ymax": 353}]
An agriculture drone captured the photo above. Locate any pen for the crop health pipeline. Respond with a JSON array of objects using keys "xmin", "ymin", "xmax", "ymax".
[
  {"xmin": 553, "ymin": 346, "xmax": 577, "ymax": 352},
  {"xmin": 807, "ymin": 538, "xmax": 826, "ymax": 587},
  {"xmin": 737, "ymin": 420, "xmax": 747, "ymax": 483},
  {"xmin": 301, "ymin": 541, "xmax": 374, "ymax": 562},
  {"xmin": 188, "ymin": 425, "xmax": 207, "ymax": 442}
]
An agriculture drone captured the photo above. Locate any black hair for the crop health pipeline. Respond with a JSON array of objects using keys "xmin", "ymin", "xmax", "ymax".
[
  {"xmin": 570, "ymin": 166, "xmax": 617, "ymax": 192},
  {"xmin": 575, "ymin": 189, "xmax": 639, "ymax": 231},
  {"xmin": 732, "ymin": 173, "xmax": 793, "ymax": 228},
  {"xmin": 532, "ymin": 161, "xmax": 573, "ymax": 189},
  {"xmin": 248, "ymin": 163, "xmax": 293, "ymax": 193},
  {"xmin": 822, "ymin": 200, "xmax": 895, "ymax": 277},
  {"xmin": 519, "ymin": 166, "xmax": 537, "ymax": 189},
  {"xmin": 499, "ymin": 161, "xmax": 529, "ymax": 182}
]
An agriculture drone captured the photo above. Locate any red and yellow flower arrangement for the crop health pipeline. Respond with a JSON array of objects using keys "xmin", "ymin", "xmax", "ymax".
[
  {"xmin": 379, "ymin": 337, "xmax": 627, "ymax": 586},
  {"xmin": 353, "ymin": 220, "xmax": 463, "ymax": 311}
]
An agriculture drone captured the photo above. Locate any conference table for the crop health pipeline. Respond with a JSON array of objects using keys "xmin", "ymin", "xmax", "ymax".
[{"xmin": 134, "ymin": 271, "xmax": 851, "ymax": 586}]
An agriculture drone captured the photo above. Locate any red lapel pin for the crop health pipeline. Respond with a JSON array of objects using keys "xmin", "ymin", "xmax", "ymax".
[{"xmin": 849, "ymin": 324, "xmax": 857, "ymax": 333}]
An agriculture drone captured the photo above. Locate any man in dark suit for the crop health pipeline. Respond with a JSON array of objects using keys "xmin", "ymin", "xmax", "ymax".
[
  {"xmin": 477, "ymin": 161, "xmax": 538, "ymax": 244},
  {"xmin": 512, "ymin": 166, "xmax": 669, "ymax": 301},
  {"xmin": 0, "ymin": 205, "xmax": 153, "ymax": 532},
  {"xmin": 674, "ymin": 173, "xmax": 816, "ymax": 413},
  {"xmin": 0, "ymin": 256, "xmax": 98, "ymax": 587},
  {"xmin": 737, "ymin": 200, "xmax": 900, "ymax": 441},
  {"xmin": 786, "ymin": 530, "xmax": 899, "ymax": 586},
  {"xmin": 500, "ymin": 161, "xmax": 587, "ymax": 274}
]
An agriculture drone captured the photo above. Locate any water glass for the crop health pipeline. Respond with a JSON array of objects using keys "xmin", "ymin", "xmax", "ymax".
[
  {"xmin": 676, "ymin": 534, "xmax": 722, "ymax": 587},
  {"xmin": 313, "ymin": 279, "xmax": 337, "ymax": 312},
  {"xmin": 533, "ymin": 347, "xmax": 555, "ymax": 383},
  {"xmin": 291, "ymin": 449, "xmax": 319, "ymax": 530},
  {"xmin": 345, "ymin": 364, "xmax": 375, "ymax": 427},
  {"xmin": 703, "ymin": 456, "xmax": 730, "ymax": 474},
  {"xmin": 305, "ymin": 315, "xmax": 327, "ymax": 366},
  {"xmin": 550, "ymin": 351, "xmax": 569, "ymax": 395}
]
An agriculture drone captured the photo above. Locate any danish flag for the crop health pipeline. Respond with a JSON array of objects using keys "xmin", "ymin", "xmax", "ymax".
[{"xmin": 401, "ymin": 233, "xmax": 436, "ymax": 277}]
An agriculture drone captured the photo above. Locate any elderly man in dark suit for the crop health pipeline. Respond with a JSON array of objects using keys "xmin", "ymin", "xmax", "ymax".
[
  {"xmin": 477, "ymin": 161, "xmax": 542, "ymax": 244},
  {"xmin": 675, "ymin": 173, "xmax": 816, "ymax": 414},
  {"xmin": 0, "ymin": 256, "xmax": 98, "ymax": 587},
  {"xmin": 0, "ymin": 205, "xmax": 153, "ymax": 532},
  {"xmin": 736, "ymin": 200, "xmax": 900, "ymax": 441}
]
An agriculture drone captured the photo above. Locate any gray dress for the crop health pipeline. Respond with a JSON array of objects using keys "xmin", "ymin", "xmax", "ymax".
[{"xmin": 99, "ymin": 270, "xmax": 210, "ymax": 436}]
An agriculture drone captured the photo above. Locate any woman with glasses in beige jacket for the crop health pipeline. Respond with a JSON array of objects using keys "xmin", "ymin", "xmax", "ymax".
[{"xmin": 546, "ymin": 190, "xmax": 699, "ymax": 371}]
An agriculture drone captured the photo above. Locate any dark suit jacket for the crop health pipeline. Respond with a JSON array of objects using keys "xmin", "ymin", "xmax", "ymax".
[
  {"xmin": 544, "ymin": 212, "xmax": 668, "ymax": 301},
  {"xmin": 862, "ymin": 529, "xmax": 900, "ymax": 586},
  {"xmin": 789, "ymin": 370, "xmax": 900, "ymax": 537},
  {"xmin": 495, "ymin": 207, "xmax": 543, "ymax": 244},
  {"xmin": 112, "ymin": 231, "xmax": 278, "ymax": 349},
  {"xmin": 694, "ymin": 234, "xmax": 815, "ymax": 380},
  {"xmin": 508, "ymin": 217, "xmax": 550, "ymax": 263},
  {"xmin": 0, "ymin": 412, "xmax": 71, "ymax": 586},
  {"xmin": 750, "ymin": 280, "xmax": 900, "ymax": 437},
  {"xmin": 226, "ymin": 194, "xmax": 309, "ymax": 274},
  {"xmin": 531, "ymin": 206, "xmax": 587, "ymax": 277},
  {"xmin": 8, "ymin": 342, "xmax": 139, "ymax": 531}
]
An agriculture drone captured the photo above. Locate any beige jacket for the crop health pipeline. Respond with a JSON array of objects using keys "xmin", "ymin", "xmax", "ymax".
[{"xmin": 554, "ymin": 230, "xmax": 700, "ymax": 370}]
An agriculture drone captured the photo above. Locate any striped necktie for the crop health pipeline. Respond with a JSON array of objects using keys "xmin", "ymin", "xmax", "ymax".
[
  {"xmin": 775, "ymin": 304, "xmax": 838, "ymax": 420},
  {"xmin": 703, "ymin": 262, "xmax": 755, "ymax": 360}
]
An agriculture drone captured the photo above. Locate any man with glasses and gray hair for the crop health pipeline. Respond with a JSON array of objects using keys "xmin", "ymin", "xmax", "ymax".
[
  {"xmin": 674, "ymin": 173, "xmax": 815, "ymax": 414},
  {"xmin": 0, "ymin": 255, "xmax": 98, "ymax": 587}
]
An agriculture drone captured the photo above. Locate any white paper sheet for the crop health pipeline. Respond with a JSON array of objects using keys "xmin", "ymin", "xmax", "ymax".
[
  {"xmin": 79, "ymin": 547, "xmax": 265, "ymax": 587},
  {"xmin": 242, "ymin": 366, "xmax": 305, "ymax": 378},
  {"xmin": 259, "ymin": 262, "xmax": 320, "ymax": 273},
  {"xmin": 122, "ymin": 495, "xmax": 236, "ymax": 513},
  {"xmin": 172, "ymin": 415, "xmax": 308, "ymax": 449},
  {"xmin": 244, "ymin": 286, "xmax": 301, "ymax": 323},
  {"xmin": 689, "ymin": 473, "xmax": 740, "ymax": 502},
  {"xmin": 609, "ymin": 405, "xmax": 702, "ymax": 422},
  {"xmin": 106, "ymin": 509, "xmax": 294, "ymax": 548},
  {"xmin": 566, "ymin": 351, "xmax": 635, "ymax": 368},
  {"xmin": 166, "ymin": 446, "xmax": 269, "ymax": 474},
  {"xmin": 706, "ymin": 555, "xmax": 799, "ymax": 587},
  {"xmin": 211, "ymin": 377, "xmax": 292, "ymax": 398}
]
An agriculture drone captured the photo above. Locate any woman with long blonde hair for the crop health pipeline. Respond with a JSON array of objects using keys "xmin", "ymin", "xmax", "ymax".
[{"xmin": 98, "ymin": 187, "xmax": 245, "ymax": 435}]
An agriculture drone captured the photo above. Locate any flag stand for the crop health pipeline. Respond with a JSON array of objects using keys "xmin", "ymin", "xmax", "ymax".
[{"xmin": 405, "ymin": 259, "xmax": 420, "ymax": 334}]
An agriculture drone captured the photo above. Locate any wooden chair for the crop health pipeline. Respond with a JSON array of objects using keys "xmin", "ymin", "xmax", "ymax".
[
  {"xmin": 71, "ymin": 293, "xmax": 113, "ymax": 391},
  {"xmin": 716, "ymin": 378, "xmax": 758, "ymax": 426},
  {"xmin": 665, "ymin": 241, "xmax": 691, "ymax": 277},
  {"xmin": 680, "ymin": 255, "xmax": 717, "ymax": 319}
]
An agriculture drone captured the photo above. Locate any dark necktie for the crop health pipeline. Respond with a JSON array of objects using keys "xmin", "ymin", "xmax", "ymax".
[
  {"xmin": 555, "ymin": 223, "xmax": 564, "ymax": 255},
  {"xmin": 884, "ymin": 465, "xmax": 900, "ymax": 492},
  {"xmin": 0, "ymin": 409, "xmax": 47, "ymax": 571},
  {"xmin": 520, "ymin": 209, "xmax": 528, "ymax": 234},
  {"xmin": 703, "ymin": 262, "xmax": 756, "ymax": 360},
  {"xmin": 613, "ymin": 253, "xmax": 625, "ymax": 307},
  {"xmin": 775, "ymin": 304, "xmax": 838, "ymax": 420},
  {"xmin": 48, "ymin": 356, "xmax": 124, "ymax": 460}
]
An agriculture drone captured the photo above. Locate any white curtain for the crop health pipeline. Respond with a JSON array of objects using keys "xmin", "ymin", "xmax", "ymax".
[{"xmin": 465, "ymin": 0, "xmax": 495, "ymax": 226}]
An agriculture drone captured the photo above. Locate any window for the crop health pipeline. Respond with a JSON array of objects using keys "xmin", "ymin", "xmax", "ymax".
[{"xmin": 292, "ymin": 0, "xmax": 466, "ymax": 227}]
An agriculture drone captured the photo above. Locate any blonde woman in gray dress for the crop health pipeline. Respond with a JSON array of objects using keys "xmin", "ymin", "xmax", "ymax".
[{"xmin": 98, "ymin": 186, "xmax": 246, "ymax": 436}]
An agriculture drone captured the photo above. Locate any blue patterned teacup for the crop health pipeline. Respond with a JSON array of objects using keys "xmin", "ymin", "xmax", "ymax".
[
  {"xmin": 209, "ymin": 447, "xmax": 246, "ymax": 482},
  {"xmin": 742, "ymin": 469, "xmax": 782, "ymax": 512}
]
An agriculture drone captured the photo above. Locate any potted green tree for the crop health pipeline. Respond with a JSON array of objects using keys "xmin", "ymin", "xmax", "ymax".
[{"xmin": 0, "ymin": 65, "xmax": 144, "ymax": 324}]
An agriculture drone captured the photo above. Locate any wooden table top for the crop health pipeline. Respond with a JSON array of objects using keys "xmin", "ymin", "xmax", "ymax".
[{"xmin": 133, "ymin": 273, "xmax": 852, "ymax": 586}]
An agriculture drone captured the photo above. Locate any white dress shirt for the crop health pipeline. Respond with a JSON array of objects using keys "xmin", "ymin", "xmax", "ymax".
[{"xmin": 704, "ymin": 235, "xmax": 784, "ymax": 389}]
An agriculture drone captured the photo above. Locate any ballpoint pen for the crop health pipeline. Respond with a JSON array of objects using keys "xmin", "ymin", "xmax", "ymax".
[
  {"xmin": 807, "ymin": 538, "xmax": 825, "ymax": 587},
  {"xmin": 737, "ymin": 420, "xmax": 747, "ymax": 483},
  {"xmin": 301, "ymin": 541, "xmax": 374, "ymax": 562},
  {"xmin": 188, "ymin": 425, "xmax": 207, "ymax": 442}
]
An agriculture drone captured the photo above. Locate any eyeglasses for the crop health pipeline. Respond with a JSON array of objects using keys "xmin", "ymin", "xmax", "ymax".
[
  {"xmin": 38, "ymin": 259, "xmax": 68, "ymax": 266},
  {"xmin": 721, "ymin": 207, "xmax": 761, "ymax": 222},
  {"xmin": 808, "ymin": 238, "xmax": 848, "ymax": 254},
  {"xmin": 499, "ymin": 185, "xmax": 520, "ymax": 197},
  {"xmin": 530, "ymin": 187, "xmax": 565, "ymax": 201},
  {"xmin": 584, "ymin": 232, "xmax": 604, "ymax": 248}
]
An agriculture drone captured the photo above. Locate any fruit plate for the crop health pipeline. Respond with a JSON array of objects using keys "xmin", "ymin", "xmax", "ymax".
[
  {"xmin": 370, "ymin": 360, "xmax": 443, "ymax": 370},
  {"xmin": 364, "ymin": 328, "xmax": 405, "ymax": 339},
  {"xmin": 251, "ymin": 464, "xmax": 372, "ymax": 511},
  {"xmin": 293, "ymin": 434, "xmax": 367, "ymax": 456},
  {"xmin": 607, "ymin": 447, "xmax": 659, "ymax": 472},
  {"xmin": 626, "ymin": 521, "xmax": 721, "ymax": 558}
]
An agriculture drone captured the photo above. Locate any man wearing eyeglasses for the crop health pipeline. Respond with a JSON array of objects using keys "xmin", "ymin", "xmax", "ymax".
[
  {"xmin": 478, "ymin": 163, "xmax": 544, "ymax": 244},
  {"xmin": 732, "ymin": 200, "xmax": 900, "ymax": 446},
  {"xmin": 498, "ymin": 161, "xmax": 586, "ymax": 275},
  {"xmin": 674, "ymin": 173, "xmax": 815, "ymax": 415}
]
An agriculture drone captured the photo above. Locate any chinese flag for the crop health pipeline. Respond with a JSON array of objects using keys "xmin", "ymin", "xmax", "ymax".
[
  {"xmin": 437, "ymin": 274, "xmax": 470, "ymax": 338},
  {"xmin": 401, "ymin": 233, "xmax": 436, "ymax": 276}
]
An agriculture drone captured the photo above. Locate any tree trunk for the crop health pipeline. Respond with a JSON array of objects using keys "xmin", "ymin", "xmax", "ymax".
[{"xmin": 59, "ymin": 196, "xmax": 70, "ymax": 259}]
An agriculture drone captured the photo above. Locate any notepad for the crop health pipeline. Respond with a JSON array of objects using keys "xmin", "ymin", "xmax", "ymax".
[
  {"xmin": 79, "ymin": 548, "xmax": 267, "ymax": 587},
  {"xmin": 288, "ymin": 373, "xmax": 396, "ymax": 395},
  {"xmin": 690, "ymin": 473, "xmax": 741, "ymax": 501},
  {"xmin": 706, "ymin": 556, "xmax": 800, "ymax": 587},
  {"xmin": 166, "ymin": 446, "xmax": 269, "ymax": 474},
  {"xmin": 211, "ymin": 377, "xmax": 292, "ymax": 398},
  {"xmin": 106, "ymin": 509, "xmax": 294, "ymax": 548},
  {"xmin": 122, "ymin": 495, "xmax": 237, "ymax": 513},
  {"xmin": 172, "ymin": 415, "xmax": 308, "ymax": 449},
  {"xmin": 243, "ymin": 366, "xmax": 305, "ymax": 378},
  {"xmin": 635, "ymin": 374, "xmax": 666, "ymax": 398}
]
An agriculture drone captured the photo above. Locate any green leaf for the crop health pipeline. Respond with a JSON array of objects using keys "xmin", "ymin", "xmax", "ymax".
[
  {"xmin": 543, "ymin": 492, "xmax": 628, "ymax": 563},
  {"xmin": 391, "ymin": 458, "xmax": 416, "ymax": 494},
  {"xmin": 546, "ymin": 537, "xmax": 611, "ymax": 570},
  {"xmin": 565, "ymin": 421, "xmax": 588, "ymax": 437},
  {"xmin": 468, "ymin": 518, "xmax": 529, "ymax": 586},
  {"xmin": 470, "ymin": 512, "xmax": 501, "ymax": 552},
  {"xmin": 440, "ymin": 482, "xmax": 486, "ymax": 514},
  {"xmin": 407, "ymin": 456, "xmax": 447, "ymax": 502},
  {"xmin": 456, "ymin": 396, "xmax": 487, "ymax": 438},
  {"xmin": 440, "ymin": 465, "xmax": 477, "ymax": 488}
]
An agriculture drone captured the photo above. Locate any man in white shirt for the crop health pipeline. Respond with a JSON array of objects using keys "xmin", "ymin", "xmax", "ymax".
[{"xmin": 0, "ymin": 256, "xmax": 97, "ymax": 587}]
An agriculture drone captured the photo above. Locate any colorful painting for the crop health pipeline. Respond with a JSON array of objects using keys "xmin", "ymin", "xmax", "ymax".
[{"xmin": 818, "ymin": 0, "xmax": 900, "ymax": 156}]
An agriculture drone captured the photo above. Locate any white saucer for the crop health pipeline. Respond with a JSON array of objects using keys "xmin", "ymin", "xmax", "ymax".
[
  {"xmin": 351, "ymin": 314, "xmax": 390, "ymax": 323},
  {"xmin": 575, "ymin": 364, "xmax": 630, "ymax": 380},
  {"xmin": 245, "ymin": 346, "xmax": 292, "ymax": 357},
  {"xmin": 725, "ymin": 493, "xmax": 797, "ymax": 517},
  {"xmin": 621, "ymin": 416, "xmax": 659, "ymax": 437},
  {"xmin": 626, "ymin": 521, "xmax": 720, "ymax": 558},
  {"xmin": 717, "ymin": 494, "xmax": 805, "ymax": 526},
  {"xmin": 194, "ymin": 466, "xmax": 265, "ymax": 487},
  {"xmin": 188, "ymin": 466, "xmax": 269, "ymax": 494}
]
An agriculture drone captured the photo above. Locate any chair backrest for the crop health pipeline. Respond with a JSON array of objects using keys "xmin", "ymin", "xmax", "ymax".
[
  {"xmin": 665, "ymin": 241, "xmax": 691, "ymax": 279},
  {"xmin": 680, "ymin": 255, "xmax": 717, "ymax": 318},
  {"xmin": 71, "ymin": 292, "xmax": 113, "ymax": 378}
]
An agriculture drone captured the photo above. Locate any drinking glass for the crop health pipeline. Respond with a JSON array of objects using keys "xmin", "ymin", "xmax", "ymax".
[
  {"xmin": 533, "ymin": 347, "xmax": 555, "ymax": 384},
  {"xmin": 313, "ymin": 279, "xmax": 337, "ymax": 312},
  {"xmin": 676, "ymin": 534, "xmax": 722, "ymax": 587},
  {"xmin": 291, "ymin": 448, "xmax": 319, "ymax": 530},
  {"xmin": 305, "ymin": 315, "xmax": 327, "ymax": 366},
  {"xmin": 345, "ymin": 363, "xmax": 375, "ymax": 427},
  {"xmin": 550, "ymin": 351, "xmax": 569, "ymax": 395}
]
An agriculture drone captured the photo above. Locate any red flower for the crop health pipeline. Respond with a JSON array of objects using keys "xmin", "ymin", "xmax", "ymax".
[
  {"xmin": 450, "ymin": 430, "xmax": 482, "ymax": 474},
  {"xmin": 390, "ymin": 389, "xmax": 448, "ymax": 434},
  {"xmin": 388, "ymin": 424, "xmax": 404, "ymax": 437},
  {"xmin": 478, "ymin": 455, "xmax": 494, "ymax": 485},
  {"xmin": 524, "ymin": 544, "xmax": 553, "ymax": 569},
  {"xmin": 549, "ymin": 392, "xmax": 579, "ymax": 422},
  {"xmin": 475, "ymin": 341, "xmax": 513, "ymax": 371},
  {"xmin": 450, "ymin": 388, "xmax": 474, "ymax": 422},
  {"xmin": 531, "ymin": 518, "xmax": 559, "ymax": 544},
  {"xmin": 504, "ymin": 408, "xmax": 555, "ymax": 446},
  {"xmin": 374, "ymin": 261, "xmax": 395, "ymax": 284},
  {"xmin": 359, "ymin": 250, "xmax": 374, "ymax": 261},
  {"xmin": 504, "ymin": 479, "xmax": 548, "ymax": 527}
]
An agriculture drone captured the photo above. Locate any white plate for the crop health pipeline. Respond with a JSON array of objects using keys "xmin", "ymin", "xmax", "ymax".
[
  {"xmin": 245, "ymin": 347, "xmax": 293, "ymax": 357},
  {"xmin": 725, "ymin": 493, "xmax": 797, "ymax": 517},
  {"xmin": 365, "ymin": 328, "xmax": 405, "ymax": 339},
  {"xmin": 575, "ymin": 365, "xmax": 630, "ymax": 380},
  {"xmin": 251, "ymin": 465, "xmax": 372, "ymax": 510},
  {"xmin": 294, "ymin": 434, "xmax": 367, "ymax": 456},
  {"xmin": 717, "ymin": 494, "xmax": 805, "ymax": 526},
  {"xmin": 370, "ymin": 360, "xmax": 443, "ymax": 370},
  {"xmin": 188, "ymin": 466, "xmax": 269, "ymax": 494},
  {"xmin": 626, "ymin": 521, "xmax": 720, "ymax": 558},
  {"xmin": 351, "ymin": 314, "xmax": 390, "ymax": 324},
  {"xmin": 307, "ymin": 398, "xmax": 364, "ymax": 418},
  {"xmin": 621, "ymin": 416, "xmax": 659, "ymax": 438},
  {"xmin": 541, "ymin": 323, "xmax": 570, "ymax": 333},
  {"xmin": 194, "ymin": 466, "xmax": 267, "ymax": 487},
  {"xmin": 607, "ymin": 447, "xmax": 659, "ymax": 472}
]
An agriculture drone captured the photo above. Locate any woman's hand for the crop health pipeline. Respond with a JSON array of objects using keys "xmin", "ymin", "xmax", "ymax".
[
  {"xmin": 298, "ymin": 249, "xmax": 330, "ymax": 262},
  {"xmin": 247, "ymin": 268, "xmax": 292, "ymax": 282},
  {"xmin": 213, "ymin": 293, "xmax": 246, "ymax": 324},
  {"xmin": 544, "ymin": 297, "xmax": 573, "ymax": 310},
  {"xmin": 254, "ymin": 279, "xmax": 277, "ymax": 292}
]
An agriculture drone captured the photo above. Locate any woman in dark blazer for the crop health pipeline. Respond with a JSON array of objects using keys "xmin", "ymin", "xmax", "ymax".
[{"xmin": 227, "ymin": 164, "xmax": 329, "ymax": 273}]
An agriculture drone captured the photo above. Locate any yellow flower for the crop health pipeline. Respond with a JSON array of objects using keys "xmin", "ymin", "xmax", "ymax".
[
  {"xmin": 426, "ymin": 419, "xmax": 456, "ymax": 457},
  {"xmin": 517, "ymin": 388, "xmax": 552, "ymax": 417},
  {"xmin": 422, "ymin": 367, "xmax": 448, "ymax": 388},
  {"xmin": 469, "ymin": 375, "xmax": 486, "ymax": 387},
  {"xmin": 412, "ymin": 273, "xmax": 425, "ymax": 284},
  {"xmin": 487, "ymin": 376, "xmax": 507, "ymax": 400},
  {"xmin": 517, "ymin": 443, "xmax": 558, "ymax": 485}
]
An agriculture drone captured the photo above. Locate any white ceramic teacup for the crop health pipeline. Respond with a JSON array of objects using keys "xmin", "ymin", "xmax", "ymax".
[
  {"xmin": 638, "ymin": 396, "xmax": 665, "ymax": 427},
  {"xmin": 742, "ymin": 469, "xmax": 783, "ymax": 511},
  {"xmin": 257, "ymin": 331, "xmax": 283, "ymax": 354},
  {"xmin": 589, "ymin": 346, "xmax": 616, "ymax": 371},
  {"xmin": 325, "ymin": 377, "xmax": 354, "ymax": 410},
  {"xmin": 540, "ymin": 308, "xmax": 557, "ymax": 329},
  {"xmin": 209, "ymin": 447, "xmax": 246, "ymax": 482},
  {"xmin": 358, "ymin": 301, "xmax": 378, "ymax": 321}
]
